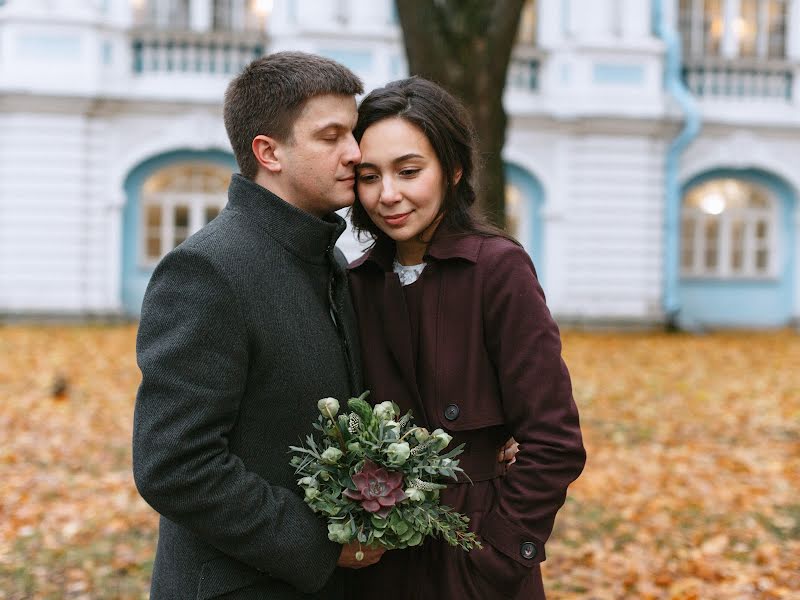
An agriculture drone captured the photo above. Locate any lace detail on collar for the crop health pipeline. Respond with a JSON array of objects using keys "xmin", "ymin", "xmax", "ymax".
[{"xmin": 393, "ymin": 259, "xmax": 426, "ymax": 286}]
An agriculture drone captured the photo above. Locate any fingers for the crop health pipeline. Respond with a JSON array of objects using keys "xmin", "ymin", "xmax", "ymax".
[
  {"xmin": 497, "ymin": 438, "xmax": 520, "ymax": 464},
  {"xmin": 337, "ymin": 543, "xmax": 385, "ymax": 568}
]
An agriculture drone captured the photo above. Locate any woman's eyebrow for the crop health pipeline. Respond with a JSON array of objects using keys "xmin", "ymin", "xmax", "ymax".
[{"xmin": 356, "ymin": 154, "xmax": 425, "ymax": 170}]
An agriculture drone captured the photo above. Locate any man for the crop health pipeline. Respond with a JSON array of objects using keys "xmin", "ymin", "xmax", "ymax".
[{"xmin": 133, "ymin": 52, "xmax": 383, "ymax": 599}]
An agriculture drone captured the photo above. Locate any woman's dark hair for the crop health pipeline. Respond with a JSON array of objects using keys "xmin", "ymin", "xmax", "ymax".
[{"xmin": 350, "ymin": 76, "xmax": 516, "ymax": 245}]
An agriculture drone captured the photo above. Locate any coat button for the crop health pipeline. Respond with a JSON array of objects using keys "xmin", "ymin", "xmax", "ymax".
[
  {"xmin": 444, "ymin": 404, "xmax": 460, "ymax": 421},
  {"xmin": 520, "ymin": 541, "xmax": 537, "ymax": 560}
]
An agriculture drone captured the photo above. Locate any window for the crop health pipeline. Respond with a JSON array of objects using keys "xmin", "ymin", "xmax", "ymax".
[
  {"xmin": 140, "ymin": 163, "xmax": 230, "ymax": 265},
  {"xmin": 679, "ymin": 0, "xmax": 723, "ymax": 58},
  {"xmin": 679, "ymin": 0, "xmax": 787, "ymax": 59},
  {"xmin": 134, "ymin": 0, "xmax": 191, "ymax": 29},
  {"xmin": 213, "ymin": 0, "xmax": 272, "ymax": 32},
  {"xmin": 681, "ymin": 179, "xmax": 777, "ymax": 279},
  {"xmin": 517, "ymin": 0, "xmax": 538, "ymax": 45}
]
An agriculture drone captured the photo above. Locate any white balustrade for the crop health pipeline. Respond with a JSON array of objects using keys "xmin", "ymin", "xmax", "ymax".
[
  {"xmin": 131, "ymin": 29, "xmax": 266, "ymax": 76},
  {"xmin": 682, "ymin": 57, "xmax": 794, "ymax": 101}
]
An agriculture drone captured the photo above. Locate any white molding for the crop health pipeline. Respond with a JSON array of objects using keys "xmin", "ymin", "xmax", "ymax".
[
  {"xmin": 680, "ymin": 131, "xmax": 800, "ymax": 194},
  {"xmin": 111, "ymin": 110, "xmax": 232, "ymax": 202}
]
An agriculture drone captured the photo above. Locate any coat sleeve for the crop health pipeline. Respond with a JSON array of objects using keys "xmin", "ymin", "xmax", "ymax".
[
  {"xmin": 132, "ymin": 247, "xmax": 341, "ymax": 593},
  {"xmin": 478, "ymin": 242, "xmax": 586, "ymax": 568}
]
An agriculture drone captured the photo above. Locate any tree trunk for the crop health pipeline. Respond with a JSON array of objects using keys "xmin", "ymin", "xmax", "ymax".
[{"xmin": 395, "ymin": 0, "xmax": 525, "ymax": 229}]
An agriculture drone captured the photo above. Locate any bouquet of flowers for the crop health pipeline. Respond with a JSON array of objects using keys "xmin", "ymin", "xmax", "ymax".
[{"xmin": 289, "ymin": 392, "xmax": 481, "ymax": 553}]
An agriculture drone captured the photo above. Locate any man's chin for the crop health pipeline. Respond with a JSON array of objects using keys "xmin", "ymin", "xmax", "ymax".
[{"xmin": 330, "ymin": 195, "xmax": 356, "ymax": 212}]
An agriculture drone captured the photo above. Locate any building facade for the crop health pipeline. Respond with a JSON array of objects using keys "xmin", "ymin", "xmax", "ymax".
[{"xmin": 0, "ymin": 0, "xmax": 798, "ymax": 328}]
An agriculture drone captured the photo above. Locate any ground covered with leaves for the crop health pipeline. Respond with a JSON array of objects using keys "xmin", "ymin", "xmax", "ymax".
[{"xmin": 0, "ymin": 325, "xmax": 797, "ymax": 599}]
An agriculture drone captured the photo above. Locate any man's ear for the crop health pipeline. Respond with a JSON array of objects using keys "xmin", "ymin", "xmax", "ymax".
[{"xmin": 252, "ymin": 135, "xmax": 282, "ymax": 173}]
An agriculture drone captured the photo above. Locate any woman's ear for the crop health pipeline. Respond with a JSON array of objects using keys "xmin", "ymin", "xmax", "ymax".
[
  {"xmin": 453, "ymin": 167, "xmax": 463, "ymax": 186},
  {"xmin": 252, "ymin": 135, "xmax": 282, "ymax": 173}
]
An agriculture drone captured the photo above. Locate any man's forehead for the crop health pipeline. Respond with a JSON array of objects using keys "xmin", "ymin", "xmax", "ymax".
[{"xmin": 296, "ymin": 94, "xmax": 357, "ymax": 129}]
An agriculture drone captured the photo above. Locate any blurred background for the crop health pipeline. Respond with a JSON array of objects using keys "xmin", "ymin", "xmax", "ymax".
[
  {"xmin": 0, "ymin": 0, "xmax": 798, "ymax": 328},
  {"xmin": 0, "ymin": 1, "xmax": 798, "ymax": 598}
]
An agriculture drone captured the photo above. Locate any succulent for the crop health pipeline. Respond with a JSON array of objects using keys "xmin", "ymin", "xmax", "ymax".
[{"xmin": 343, "ymin": 460, "xmax": 406, "ymax": 518}]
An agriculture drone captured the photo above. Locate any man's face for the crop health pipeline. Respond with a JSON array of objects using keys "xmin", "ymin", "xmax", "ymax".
[{"xmin": 276, "ymin": 94, "xmax": 360, "ymax": 218}]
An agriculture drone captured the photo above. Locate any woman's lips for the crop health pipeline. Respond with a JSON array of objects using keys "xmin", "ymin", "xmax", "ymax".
[{"xmin": 383, "ymin": 212, "xmax": 411, "ymax": 226}]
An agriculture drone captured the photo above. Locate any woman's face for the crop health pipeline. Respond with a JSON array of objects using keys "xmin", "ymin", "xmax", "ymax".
[{"xmin": 356, "ymin": 117, "xmax": 447, "ymax": 254}]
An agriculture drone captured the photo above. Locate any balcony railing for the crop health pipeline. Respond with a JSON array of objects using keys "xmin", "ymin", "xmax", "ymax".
[
  {"xmin": 131, "ymin": 29, "xmax": 266, "ymax": 76},
  {"xmin": 682, "ymin": 57, "xmax": 794, "ymax": 101}
]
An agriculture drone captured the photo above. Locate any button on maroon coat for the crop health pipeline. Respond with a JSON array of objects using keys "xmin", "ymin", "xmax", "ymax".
[{"xmin": 347, "ymin": 229, "xmax": 586, "ymax": 599}]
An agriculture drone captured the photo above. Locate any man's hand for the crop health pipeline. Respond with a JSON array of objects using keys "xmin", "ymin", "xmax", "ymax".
[
  {"xmin": 337, "ymin": 541, "xmax": 385, "ymax": 569},
  {"xmin": 498, "ymin": 437, "xmax": 519, "ymax": 468}
]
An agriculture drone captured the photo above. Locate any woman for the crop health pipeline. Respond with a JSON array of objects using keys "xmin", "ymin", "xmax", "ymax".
[{"xmin": 346, "ymin": 77, "xmax": 585, "ymax": 599}]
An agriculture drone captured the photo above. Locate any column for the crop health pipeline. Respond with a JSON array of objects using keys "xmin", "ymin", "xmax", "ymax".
[
  {"xmin": 721, "ymin": 0, "xmax": 740, "ymax": 58},
  {"xmin": 190, "ymin": 0, "xmax": 212, "ymax": 31}
]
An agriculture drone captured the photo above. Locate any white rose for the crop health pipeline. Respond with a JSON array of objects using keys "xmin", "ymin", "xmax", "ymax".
[
  {"xmin": 317, "ymin": 397, "xmax": 340, "ymax": 419},
  {"xmin": 321, "ymin": 447, "xmax": 343, "ymax": 464},
  {"xmin": 373, "ymin": 401, "xmax": 396, "ymax": 422}
]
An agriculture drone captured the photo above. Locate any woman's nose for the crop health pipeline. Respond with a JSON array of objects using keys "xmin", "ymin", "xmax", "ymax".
[{"xmin": 380, "ymin": 179, "xmax": 400, "ymax": 204}]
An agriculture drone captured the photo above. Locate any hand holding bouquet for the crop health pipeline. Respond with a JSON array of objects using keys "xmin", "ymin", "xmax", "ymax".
[{"xmin": 289, "ymin": 392, "xmax": 481, "ymax": 552}]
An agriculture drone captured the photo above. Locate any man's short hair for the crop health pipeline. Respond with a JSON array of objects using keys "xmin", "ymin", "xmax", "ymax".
[{"xmin": 224, "ymin": 51, "xmax": 364, "ymax": 179}]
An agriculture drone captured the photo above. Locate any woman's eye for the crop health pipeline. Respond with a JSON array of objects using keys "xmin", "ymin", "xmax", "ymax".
[
  {"xmin": 400, "ymin": 168, "xmax": 420, "ymax": 177},
  {"xmin": 357, "ymin": 173, "xmax": 378, "ymax": 183}
]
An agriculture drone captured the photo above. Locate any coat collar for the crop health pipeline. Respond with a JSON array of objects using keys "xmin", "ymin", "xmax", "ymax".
[
  {"xmin": 348, "ymin": 222, "xmax": 483, "ymax": 272},
  {"xmin": 227, "ymin": 174, "xmax": 346, "ymax": 264}
]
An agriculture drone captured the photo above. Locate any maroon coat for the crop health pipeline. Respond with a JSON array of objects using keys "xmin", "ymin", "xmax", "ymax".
[{"xmin": 347, "ymin": 229, "xmax": 586, "ymax": 599}]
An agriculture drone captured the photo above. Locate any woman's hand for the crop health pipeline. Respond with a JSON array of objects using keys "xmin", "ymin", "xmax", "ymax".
[{"xmin": 497, "ymin": 437, "xmax": 519, "ymax": 468}]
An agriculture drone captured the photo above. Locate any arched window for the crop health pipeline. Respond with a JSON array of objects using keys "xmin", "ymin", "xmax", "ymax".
[
  {"xmin": 681, "ymin": 179, "xmax": 777, "ymax": 278},
  {"xmin": 140, "ymin": 163, "xmax": 230, "ymax": 265}
]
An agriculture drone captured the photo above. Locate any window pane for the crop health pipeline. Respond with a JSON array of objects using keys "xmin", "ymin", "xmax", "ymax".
[
  {"xmin": 145, "ymin": 205, "xmax": 162, "ymax": 260},
  {"xmin": 146, "ymin": 236, "xmax": 161, "ymax": 259},
  {"xmin": 174, "ymin": 205, "xmax": 190, "ymax": 247},
  {"xmin": 755, "ymin": 220, "xmax": 768, "ymax": 240},
  {"xmin": 678, "ymin": 0, "xmax": 693, "ymax": 57},
  {"xmin": 768, "ymin": 0, "xmax": 787, "ymax": 58},
  {"xmin": 705, "ymin": 0, "xmax": 723, "ymax": 55},
  {"xmin": 205, "ymin": 206, "xmax": 221, "ymax": 224},
  {"xmin": 681, "ymin": 217, "xmax": 695, "ymax": 270},
  {"xmin": 731, "ymin": 219, "xmax": 745, "ymax": 272},
  {"xmin": 517, "ymin": 0, "xmax": 538, "ymax": 45},
  {"xmin": 756, "ymin": 249, "xmax": 769, "ymax": 271},
  {"xmin": 704, "ymin": 218, "xmax": 719, "ymax": 270},
  {"xmin": 145, "ymin": 204, "xmax": 161, "ymax": 228},
  {"xmin": 739, "ymin": 0, "xmax": 758, "ymax": 57}
]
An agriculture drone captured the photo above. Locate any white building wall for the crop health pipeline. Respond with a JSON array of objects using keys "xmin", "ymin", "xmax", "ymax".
[
  {"xmin": 0, "ymin": 110, "xmax": 90, "ymax": 311},
  {"xmin": 559, "ymin": 133, "xmax": 666, "ymax": 321}
]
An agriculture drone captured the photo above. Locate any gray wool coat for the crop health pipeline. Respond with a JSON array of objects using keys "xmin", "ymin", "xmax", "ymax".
[{"xmin": 133, "ymin": 174, "xmax": 363, "ymax": 599}]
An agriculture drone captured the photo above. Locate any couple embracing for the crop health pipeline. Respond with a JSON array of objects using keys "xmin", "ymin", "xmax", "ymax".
[{"xmin": 133, "ymin": 51, "xmax": 585, "ymax": 600}]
